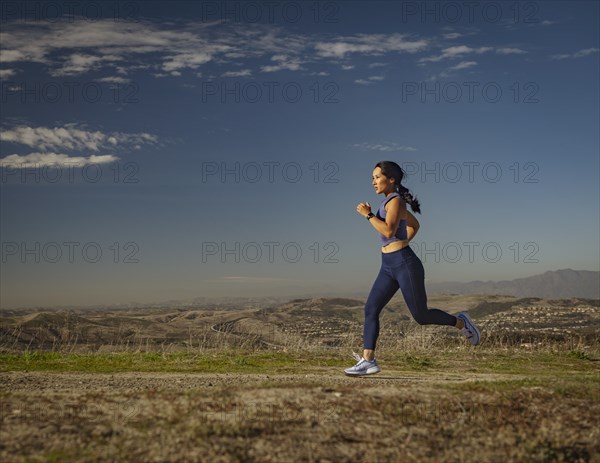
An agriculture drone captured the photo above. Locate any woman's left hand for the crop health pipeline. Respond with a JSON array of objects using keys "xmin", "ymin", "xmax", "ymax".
[{"xmin": 356, "ymin": 202, "xmax": 371, "ymax": 217}]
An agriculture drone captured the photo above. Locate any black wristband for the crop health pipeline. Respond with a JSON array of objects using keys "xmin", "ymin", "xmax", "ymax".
[{"xmin": 366, "ymin": 212, "xmax": 375, "ymax": 220}]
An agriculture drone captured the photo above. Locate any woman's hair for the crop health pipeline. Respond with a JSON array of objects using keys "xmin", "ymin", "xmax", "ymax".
[{"xmin": 374, "ymin": 160, "xmax": 421, "ymax": 213}]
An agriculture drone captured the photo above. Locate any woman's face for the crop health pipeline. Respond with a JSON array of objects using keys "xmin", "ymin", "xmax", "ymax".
[{"xmin": 372, "ymin": 167, "xmax": 394, "ymax": 194}]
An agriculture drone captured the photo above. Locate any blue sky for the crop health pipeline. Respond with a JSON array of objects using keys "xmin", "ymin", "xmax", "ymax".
[{"xmin": 1, "ymin": 0, "xmax": 598, "ymax": 308}]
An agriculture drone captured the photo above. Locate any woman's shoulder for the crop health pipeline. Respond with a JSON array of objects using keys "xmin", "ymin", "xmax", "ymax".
[{"xmin": 383, "ymin": 192, "xmax": 401, "ymax": 204}]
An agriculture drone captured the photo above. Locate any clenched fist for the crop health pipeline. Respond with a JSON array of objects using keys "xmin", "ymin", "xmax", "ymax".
[{"xmin": 356, "ymin": 202, "xmax": 371, "ymax": 218}]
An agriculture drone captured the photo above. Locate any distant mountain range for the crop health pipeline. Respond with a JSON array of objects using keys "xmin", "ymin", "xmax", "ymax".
[
  {"xmin": 426, "ymin": 269, "xmax": 599, "ymax": 299},
  {"xmin": 6, "ymin": 269, "xmax": 597, "ymax": 311},
  {"xmin": 203, "ymin": 269, "xmax": 599, "ymax": 302}
]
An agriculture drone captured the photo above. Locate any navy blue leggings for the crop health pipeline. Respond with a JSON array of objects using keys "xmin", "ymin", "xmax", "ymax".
[{"xmin": 363, "ymin": 245, "xmax": 457, "ymax": 350}]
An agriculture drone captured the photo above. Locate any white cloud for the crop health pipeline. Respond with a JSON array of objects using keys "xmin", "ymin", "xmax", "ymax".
[
  {"xmin": 0, "ymin": 125, "xmax": 159, "ymax": 169},
  {"xmin": 551, "ymin": 48, "xmax": 599, "ymax": 60},
  {"xmin": 448, "ymin": 61, "xmax": 477, "ymax": 71},
  {"xmin": 1, "ymin": 125, "xmax": 158, "ymax": 152},
  {"xmin": 260, "ymin": 54, "xmax": 304, "ymax": 73},
  {"xmin": 0, "ymin": 17, "xmax": 536, "ymax": 82},
  {"xmin": 0, "ymin": 153, "xmax": 118, "ymax": 168},
  {"xmin": 368, "ymin": 62, "xmax": 388, "ymax": 68},
  {"xmin": 222, "ymin": 69, "xmax": 252, "ymax": 77},
  {"xmin": 353, "ymin": 142, "xmax": 417, "ymax": 152},
  {"xmin": 52, "ymin": 53, "xmax": 104, "ymax": 76},
  {"xmin": 0, "ymin": 49, "xmax": 28, "ymax": 62},
  {"xmin": 443, "ymin": 33, "xmax": 463, "ymax": 39},
  {"xmin": 496, "ymin": 48, "xmax": 527, "ymax": 55},
  {"xmin": 0, "ymin": 19, "xmax": 234, "ymax": 78},
  {"xmin": 161, "ymin": 51, "xmax": 214, "ymax": 72},
  {"xmin": 419, "ymin": 44, "xmax": 527, "ymax": 68},
  {"xmin": 355, "ymin": 75, "xmax": 385, "ymax": 85},
  {"xmin": 419, "ymin": 45, "xmax": 493, "ymax": 63},
  {"xmin": 0, "ymin": 69, "xmax": 16, "ymax": 79},
  {"xmin": 315, "ymin": 33, "xmax": 428, "ymax": 58},
  {"xmin": 426, "ymin": 72, "xmax": 449, "ymax": 81},
  {"xmin": 97, "ymin": 76, "xmax": 131, "ymax": 84}
]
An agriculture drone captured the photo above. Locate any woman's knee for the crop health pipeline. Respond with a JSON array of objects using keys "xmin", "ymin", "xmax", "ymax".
[
  {"xmin": 364, "ymin": 299, "xmax": 383, "ymax": 317},
  {"xmin": 364, "ymin": 308, "xmax": 380, "ymax": 324}
]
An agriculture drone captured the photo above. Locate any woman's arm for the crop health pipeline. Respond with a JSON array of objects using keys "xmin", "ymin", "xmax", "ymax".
[
  {"xmin": 358, "ymin": 197, "xmax": 419, "ymax": 240},
  {"xmin": 362, "ymin": 196, "xmax": 405, "ymax": 238},
  {"xmin": 405, "ymin": 210, "xmax": 420, "ymax": 241}
]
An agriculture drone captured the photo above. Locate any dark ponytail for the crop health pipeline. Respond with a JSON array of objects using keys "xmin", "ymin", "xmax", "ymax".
[
  {"xmin": 374, "ymin": 160, "xmax": 421, "ymax": 214},
  {"xmin": 396, "ymin": 184, "xmax": 421, "ymax": 214}
]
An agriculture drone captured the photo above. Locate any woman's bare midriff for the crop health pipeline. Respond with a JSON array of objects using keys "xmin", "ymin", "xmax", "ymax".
[{"xmin": 381, "ymin": 240, "xmax": 409, "ymax": 253}]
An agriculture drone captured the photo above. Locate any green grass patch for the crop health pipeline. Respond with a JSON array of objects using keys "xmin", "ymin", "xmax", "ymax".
[
  {"xmin": 403, "ymin": 348, "xmax": 599, "ymax": 376},
  {"xmin": 387, "ymin": 353, "xmax": 435, "ymax": 370},
  {"xmin": 0, "ymin": 350, "xmax": 294, "ymax": 374},
  {"xmin": 567, "ymin": 349, "xmax": 593, "ymax": 361},
  {"xmin": 0, "ymin": 350, "xmax": 350, "ymax": 374},
  {"xmin": 1, "ymin": 347, "xmax": 598, "ymax": 376}
]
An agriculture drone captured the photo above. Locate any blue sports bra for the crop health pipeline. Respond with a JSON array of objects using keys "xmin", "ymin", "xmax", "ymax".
[{"xmin": 376, "ymin": 192, "xmax": 408, "ymax": 246}]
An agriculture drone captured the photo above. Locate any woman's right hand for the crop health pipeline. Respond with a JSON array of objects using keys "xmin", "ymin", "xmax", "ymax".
[{"xmin": 356, "ymin": 202, "xmax": 371, "ymax": 218}]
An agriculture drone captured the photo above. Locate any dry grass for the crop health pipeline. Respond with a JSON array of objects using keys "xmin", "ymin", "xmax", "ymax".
[
  {"xmin": 1, "ymin": 350, "xmax": 598, "ymax": 463},
  {"xmin": 1, "ymin": 299, "xmax": 599, "ymax": 462}
]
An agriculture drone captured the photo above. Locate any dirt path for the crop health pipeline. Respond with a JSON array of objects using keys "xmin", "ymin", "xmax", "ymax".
[{"xmin": 1, "ymin": 369, "xmax": 524, "ymax": 391}]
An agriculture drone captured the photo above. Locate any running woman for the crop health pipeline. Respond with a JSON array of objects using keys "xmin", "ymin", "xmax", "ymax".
[{"xmin": 344, "ymin": 161, "xmax": 481, "ymax": 376}]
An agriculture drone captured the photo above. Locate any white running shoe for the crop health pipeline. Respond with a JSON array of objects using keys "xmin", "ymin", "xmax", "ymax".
[
  {"xmin": 457, "ymin": 312, "xmax": 481, "ymax": 346},
  {"xmin": 344, "ymin": 351, "xmax": 381, "ymax": 376}
]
